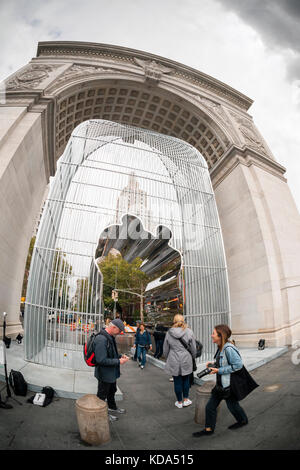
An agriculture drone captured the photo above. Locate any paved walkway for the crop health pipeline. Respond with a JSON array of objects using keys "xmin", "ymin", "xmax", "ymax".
[
  {"xmin": 0, "ymin": 348, "xmax": 299, "ymax": 450},
  {"xmin": 0, "ymin": 341, "xmax": 288, "ymax": 398}
]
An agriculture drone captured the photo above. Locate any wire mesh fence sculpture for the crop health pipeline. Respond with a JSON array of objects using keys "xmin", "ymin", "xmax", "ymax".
[{"xmin": 24, "ymin": 119, "xmax": 230, "ymax": 369}]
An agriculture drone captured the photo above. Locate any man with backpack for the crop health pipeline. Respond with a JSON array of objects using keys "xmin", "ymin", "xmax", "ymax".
[{"xmin": 94, "ymin": 318, "xmax": 129, "ymax": 422}]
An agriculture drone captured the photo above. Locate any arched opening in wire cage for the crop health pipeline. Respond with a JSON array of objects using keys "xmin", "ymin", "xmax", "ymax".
[{"xmin": 24, "ymin": 119, "xmax": 230, "ymax": 369}]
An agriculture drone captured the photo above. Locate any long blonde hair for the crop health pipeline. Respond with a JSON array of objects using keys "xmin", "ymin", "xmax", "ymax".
[{"xmin": 172, "ymin": 314, "xmax": 187, "ymax": 329}]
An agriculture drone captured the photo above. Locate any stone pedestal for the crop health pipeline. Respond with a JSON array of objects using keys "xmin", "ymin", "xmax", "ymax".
[
  {"xmin": 194, "ymin": 382, "xmax": 216, "ymax": 425},
  {"xmin": 75, "ymin": 394, "xmax": 110, "ymax": 446}
]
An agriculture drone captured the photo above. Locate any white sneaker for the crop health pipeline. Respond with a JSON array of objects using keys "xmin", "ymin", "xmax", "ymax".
[
  {"xmin": 183, "ymin": 399, "xmax": 192, "ymax": 407},
  {"xmin": 108, "ymin": 414, "xmax": 119, "ymax": 422},
  {"xmin": 175, "ymin": 401, "xmax": 183, "ymax": 408},
  {"xmin": 140, "ymin": 365, "xmax": 144, "ymax": 369}
]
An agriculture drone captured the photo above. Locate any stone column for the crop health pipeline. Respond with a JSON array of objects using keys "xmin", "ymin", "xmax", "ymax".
[{"xmin": 0, "ymin": 107, "xmax": 48, "ymax": 337}]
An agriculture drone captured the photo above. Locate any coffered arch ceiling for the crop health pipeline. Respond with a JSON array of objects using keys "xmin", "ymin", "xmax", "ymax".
[{"xmin": 54, "ymin": 79, "xmax": 233, "ymax": 170}]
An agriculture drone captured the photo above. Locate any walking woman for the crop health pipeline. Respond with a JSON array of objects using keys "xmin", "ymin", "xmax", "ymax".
[
  {"xmin": 193, "ymin": 324, "xmax": 251, "ymax": 437},
  {"xmin": 134, "ymin": 322, "xmax": 152, "ymax": 369},
  {"xmin": 163, "ymin": 314, "xmax": 197, "ymax": 408}
]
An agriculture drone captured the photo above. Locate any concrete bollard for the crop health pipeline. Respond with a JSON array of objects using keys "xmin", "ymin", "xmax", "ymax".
[
  {"xmin": 75, "ymin": 394, "xmax": 110, "ymax": 446},
  {"xmin": 194, "ymin": 382, "xmax": 218, "ymax": 425}
]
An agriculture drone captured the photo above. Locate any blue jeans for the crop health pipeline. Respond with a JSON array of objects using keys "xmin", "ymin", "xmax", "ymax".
[
  {"xmin": 173, "ymin": 375, "xmax": 190, "ymax": 402},
  {"xmin": 137, "ymin": 345, "xmax": 147, "ymax": 366},
  {"xmin": 205, "ymin": 393, "xmax": 248, "ymax": 431}
]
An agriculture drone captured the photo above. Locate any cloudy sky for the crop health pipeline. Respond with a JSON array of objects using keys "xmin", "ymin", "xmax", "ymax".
[{"xmin": 1, "ymin": 0, "xmax": 299, "ymax": 210}]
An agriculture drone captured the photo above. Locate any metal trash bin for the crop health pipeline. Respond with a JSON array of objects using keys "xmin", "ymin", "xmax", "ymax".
[{"xmin": 75, "ymin": 394, "xmax": 110, "ymax": 446}]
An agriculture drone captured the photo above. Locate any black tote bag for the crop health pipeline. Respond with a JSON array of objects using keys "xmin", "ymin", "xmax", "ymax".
[{"xmin": 225, "ymin": 347, "xmax": 259, "ymax": 401}]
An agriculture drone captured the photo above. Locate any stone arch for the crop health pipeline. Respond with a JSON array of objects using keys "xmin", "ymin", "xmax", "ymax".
[
  {"xmin": 1, "ymin": 41, "xmax": 300, "ymax": 349},
  {"xmin": 52, "ymin": 78, "xmax": 233, "ymax": 170}
]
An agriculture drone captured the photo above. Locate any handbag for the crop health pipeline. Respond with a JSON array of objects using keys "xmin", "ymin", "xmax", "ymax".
[
  {"xmin": 212, "ymin": 384, "xmax": 231, "ymax": 400},
  {"xmin": 195, "ymin": 340, "xmax": 203, "ymax": 358},
  {"xmin": 224, "ymin": 347, "xmax": 259, "ymax": 401}
]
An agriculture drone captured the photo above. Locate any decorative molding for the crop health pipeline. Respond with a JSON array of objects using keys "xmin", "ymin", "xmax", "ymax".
[
  {"xmin": 184, "ymin": 92, "xmax": 233, "ymax": 149},
  {"xmin": 190, "ymin": 93, "xmax": 232, "ymax": 126},
  {"xmin": 173, "ymin": 71, "xmax": 251, "ymax": 111},
  {"xmin": 36, "ymin": 42, "xmax": 253, "ymax": 111},
  {"xmin": 230, "ymin": 111, "xmax": 269, "ymax": 157},
  {"xmin": 133, "ymin": 58, "xmax": 173, "ymax": 84},
  {"xmin": 5, "ymin": 64, "xmax": 62, "ymax": 90},
  {"xmin": 53, "ymin": 63, "xmax": 117, "ymax": 86},
  {"xmin": 211, "ymin": 145, "xmax": 286, "ymax": 189}
]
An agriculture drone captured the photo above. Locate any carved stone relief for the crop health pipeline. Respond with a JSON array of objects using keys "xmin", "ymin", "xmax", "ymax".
[
  {"xmin": 231, "ymin": 111, "xmax": 269, "ymax": 156},
  {"xmin": 5, "ymin": 64, "xmax": 62, "ymax": 90},
  {"xmin": 185, "ymin": 92, "xmax": 234, "ymax": 149},
  {"xmin": 54, "ymin": 63, "xmax": 117, "ymax": 86},
  {"xmin": 134, "ymin": 58, "xmax": 173, "ymax": 84}
]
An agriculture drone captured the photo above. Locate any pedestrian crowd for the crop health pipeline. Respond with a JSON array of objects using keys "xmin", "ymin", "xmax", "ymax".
[{"xmin": 91, "ymin": 313, "xmax": 258, "ymax": 437}]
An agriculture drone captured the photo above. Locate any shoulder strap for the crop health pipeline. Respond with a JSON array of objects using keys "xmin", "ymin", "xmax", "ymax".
[
  {"xmin": 214, "ymin": 348, "xmax": 220, "ymax": 360},
  {"xmin": 224, "ymin": 346, "xmax": 242, "ymax": 365},
  {"xmin": 178, "ymin": 337, "xmax": 193, "ymax": 357},
  {"xmin": 97, "ymin": 329, "xmax": 112, "ymax": 349},
  {"xmin": 177, "ymin": 336, "xmax": 187, "ymax": 348}
]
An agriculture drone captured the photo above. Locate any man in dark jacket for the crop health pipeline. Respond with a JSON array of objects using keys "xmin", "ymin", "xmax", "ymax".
[
  {"xmin": 94, "ymin": 318, "xmax": 129, "ymax": 421},
  {"xmin": 153, "ymin": 323, "xmax": 166, "ymax": 359}
]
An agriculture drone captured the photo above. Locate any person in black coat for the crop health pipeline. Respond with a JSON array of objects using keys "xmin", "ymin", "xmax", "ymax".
[
  {"xmin": 153, "ymin": 323, "xmax": 166, "ymax": 359},
  {"xmin": 94, "ymin": 319, "xmax": 129, "ymax": 421},
  {"xmin": 132, "ymin": 321, "xmax": 141, "ymax": 361}
]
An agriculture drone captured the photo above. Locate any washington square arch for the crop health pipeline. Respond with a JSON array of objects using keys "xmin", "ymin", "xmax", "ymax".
[{"xmin": 1, "ymin": 41, "xmax": 300, "ymax": 366}]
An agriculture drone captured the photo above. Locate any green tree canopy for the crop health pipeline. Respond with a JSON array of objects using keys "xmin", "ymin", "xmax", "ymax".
[{"xmin": 98, "ymin": 253, "xmax": 150, "ymax": 312}]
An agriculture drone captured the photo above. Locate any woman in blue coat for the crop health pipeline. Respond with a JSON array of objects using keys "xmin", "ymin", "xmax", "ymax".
[{"xmin": 134, "ymin": 322, "xmax": 152, "ymax": 369}]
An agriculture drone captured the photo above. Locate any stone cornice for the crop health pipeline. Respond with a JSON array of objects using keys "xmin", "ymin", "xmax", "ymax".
[
  {"xmin": 36, "ymin": 41, "xmax": 253, "ymax": 111},
  {"xmin": 210, "ymin": 145, "xmax": 287, "ymax": 188}
]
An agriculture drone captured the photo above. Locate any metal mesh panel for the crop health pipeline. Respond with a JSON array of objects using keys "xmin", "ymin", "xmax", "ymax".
[{"xmin": 24, "ymin": 119, "xmax": 230, "ymax": 368}]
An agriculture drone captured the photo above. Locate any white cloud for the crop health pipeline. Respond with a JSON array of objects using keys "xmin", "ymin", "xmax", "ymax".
[{"xmin": 0, "ymin": 0, "xmax": 299, "ymax": 210}]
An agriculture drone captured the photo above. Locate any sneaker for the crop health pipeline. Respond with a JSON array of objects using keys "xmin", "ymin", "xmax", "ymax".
[
  {"xmin": 108, "ymin": 407, "xmax": 126, "ymax": 414},
  {"xmin": 140, "ymin": 365, "xmax": 144, "ymax": 369},
  {"xmin": 183, "ymin": 399, "xmax": 192, "ymax": 407},
  {"xmin": 108, "ymin": 414, "xmax": 118, "ymax": 422},
  {"xmin": 175, "ymin": 401, "xmax": 183, "ymax": 408}
]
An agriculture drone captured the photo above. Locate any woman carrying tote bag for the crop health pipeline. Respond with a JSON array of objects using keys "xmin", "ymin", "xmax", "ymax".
[{"xmin": 193, "ymin": 324, "xmax": 258, "ymax": 437}]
